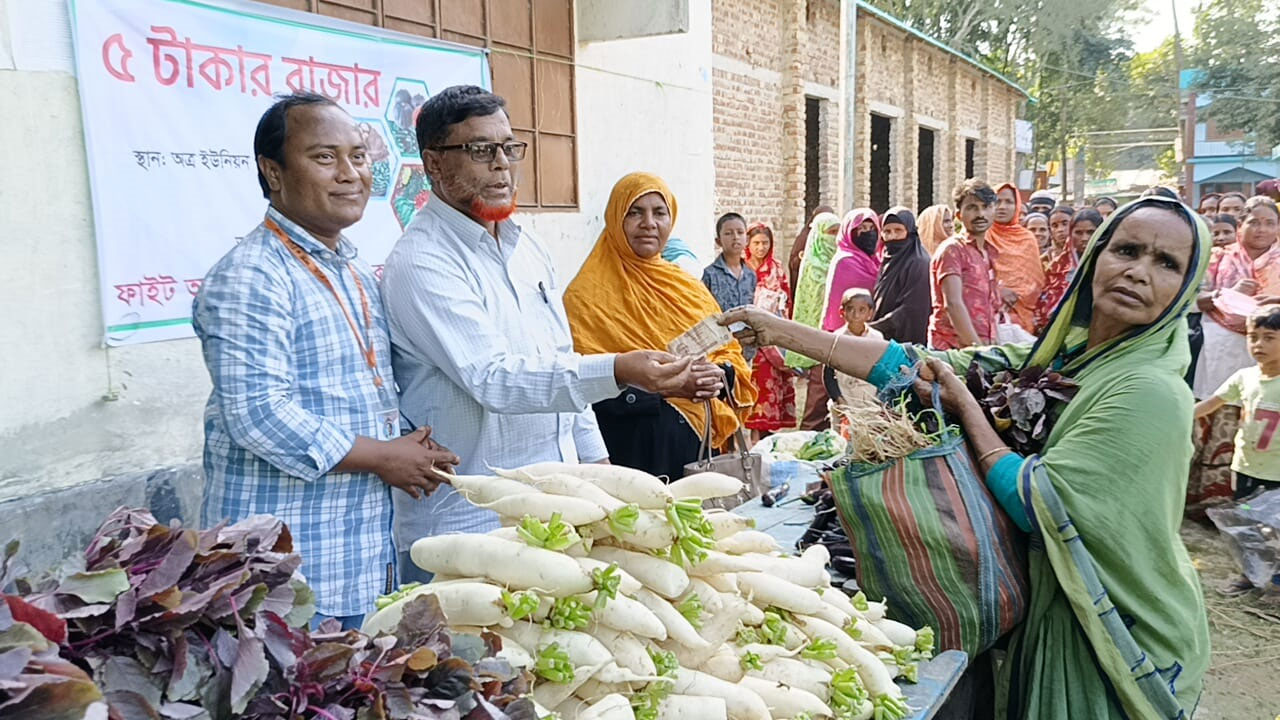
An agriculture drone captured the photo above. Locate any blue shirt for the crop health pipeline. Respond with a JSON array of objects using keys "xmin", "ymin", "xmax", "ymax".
[
  {"xmin": 702, "ymin": 254, "xmax": 757, "ymax": 360},
  {"xmin": 193, "ymin": 207, "xmax": 396, "ymax": 617},
  {"xmin": 382, "ymin": 192, "xmax": 621, "ymax": 543}
]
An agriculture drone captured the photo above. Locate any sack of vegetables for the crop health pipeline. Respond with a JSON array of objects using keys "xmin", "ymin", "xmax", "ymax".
[{"xmin": 827, "ymin": 349, "xmax": 1029, "ymax": 657}]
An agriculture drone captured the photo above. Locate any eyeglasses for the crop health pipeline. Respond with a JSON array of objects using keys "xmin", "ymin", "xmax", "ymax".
[{"xmin": 428, "ymin": 141, "xmax": 527, "ymax": 163}]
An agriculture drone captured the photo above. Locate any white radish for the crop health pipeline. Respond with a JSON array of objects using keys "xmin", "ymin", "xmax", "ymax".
[
  {"xmin": 577, "ymin": 694, "xmax": 635, "ymax": 720},
  {"xmin": 655, "ymin": 694, "xmax": 728, "ymax": 720},
  {"xmin": 737, "ymin": 553, "xmax": 825, "ymax": 588},
  {"xmin": 734, "ymin": 643, "xmax": 802, "ymax": 664},
  {"xmin": 493, "ymin": 634, "xmax": 534, "ymax": 668},
  {"xmin": 847, "ymin": 616, "xmax": 894, "ymax": 650},
  {"xmin": 588, "ymin": 592, "xmax": 667, "ymax": 640},
  {"xmin": 633, "ymin": 588, "xmax": 710, "ymax": 650},
  {"xmin": 747, "ymin": 657, "xmax": 832, "ymax": 701},
  {"xmin": 588, "ymin": 546, "xmax": 690, "ymax": 599},
  {"xmin": 446, "ymin": 474, "xmax": 539, "ymax": 505},
  {"xmin": 800, "ymin": 543, "xmax": 831, "ymax": 567},
  {"xmin": 687, "ymin": 550, "xmax": 760, "ymax": 576},
  {"xmin": 686, "ymin": 579, "xmax": 726, "ymax": 616},
  {"xmin": 845, "ymin": 642, "xmax": 903, "ymax": 699},
  {"xmin": 666, "ymin": 472, "xmax": 745, "ymax": 501},
  {"xmin": 601, "ymin": 509, "xmax": 676, "ymax": 550},
  {"xmin": 715, "ymin": 530, "xmax": 782, "ymax": 555},
  {"xmin": 572, "ymin": 678, "xmax": 632, "ymax": 704},
  {"xmin": 481, "ymin": 492, "xmax": 607, "ymax": 526},
  {"xmin": 670, "ymin": 668, "xmax": 771, "ymax": 720},
  {"xmin": 534, "ymin": 662, "xmax": 609, "ymax": 714},
  {"xmin": 739, "ymin": 602, "xmax": 765, "ymax": 626},
  {"xmin": 592, "ymin": 662, "xmax": 666, "ymax": 685},
  {"xmin": 360, "ymin": 582, "xmax": 509, "ymax": 636},
  {"xmin": 818, "ymin": 569, "xmax": 833, "ymax": 588},
  {"xmin": 700, "ymin": 646, "xmax": 746, "ymax": 683},
  {"xmin": 517, "ymin": 472, "xmax": 632, "ymax": 513},
  {"xmin": 704, "ymin": 510, "xmax": 756, "ymax": 539},
  {"xmin": 410, "ymin": 535, "xmax": 593, "ymax": 596},
  {"xmin": 701, "ymin": 573, "xmax": 740, "ymax": 594},
  {"xmin": 575, "ymin": 558, "xmax": 643, "ymax": 596},
  {"xmin": 587, "ymin": 626, "xmax": 656, "ymax": 676},
  {"xmin": 822, "ymin": 589, "xmax": 860, "ymax": 618},
  {"xmin": 873, "ymin": 618, "xmax": 917, "ymax": 648},
  {"xmin": 504, "ymin": 622, "xmax": 614, "ymax": 670},
  {"xmin": 739, "ymin": 676, "xmax": 834, "ymax": 719},
  {"xmin": 791, "ymin": 615, "xmax": 865, "ymax": 665},
  {"xmin": 498, "ymin": 462, "xmax": 673, "ymax": 509},
  {"xmin": 809, "ymin": 601, "xmax": 852, "ymax": 629},
  {"xmin": 736, "ymin": 572, "xmax": 827, "ymax": 615},
  {"xmin": 862, "ymin": 599, "xmax": 887, "ymax": 623}
]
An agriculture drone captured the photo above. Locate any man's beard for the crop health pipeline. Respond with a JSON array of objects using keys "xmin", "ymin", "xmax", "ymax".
[{"xmin": 470, "ymin": 194, "xmax": 518, "ymax": 223}]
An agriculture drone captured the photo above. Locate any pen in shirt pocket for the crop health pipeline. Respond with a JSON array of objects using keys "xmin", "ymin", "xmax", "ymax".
[{"xmin": 537, "ymin": 281, "xmax": 550, "ymax": 304}]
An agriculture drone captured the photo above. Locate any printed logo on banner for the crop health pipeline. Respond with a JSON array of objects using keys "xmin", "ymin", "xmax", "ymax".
[{"xmin": 69, "ymin": 0, "xmax": 489, "ymax": 345}]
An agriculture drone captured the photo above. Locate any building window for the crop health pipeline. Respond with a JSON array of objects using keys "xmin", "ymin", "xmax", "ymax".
[{"xmin": 258, "ymin": 0, "xmax": 578, "ymax": 209}]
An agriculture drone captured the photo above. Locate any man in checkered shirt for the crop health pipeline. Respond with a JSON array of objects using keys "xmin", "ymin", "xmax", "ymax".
[{"xmin": 193, "ymin": 93, "xmax": 458, "ymax": 628}]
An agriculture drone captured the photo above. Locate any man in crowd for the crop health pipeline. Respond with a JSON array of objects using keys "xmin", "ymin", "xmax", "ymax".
[
  {"xmin": 1026, "ymin": 190, "xmax": 1056, "ymax": 217},
  {"xmin": 382, "ymin": 85, "xmax": 722, "ymax": 576},
  {"xmin": 1220, "ymin": 191, "xmax": 1248, "ymax": 220},
  {"xmin": 193, "ymin": 92, "xmax": 459, "ymax": 628}
]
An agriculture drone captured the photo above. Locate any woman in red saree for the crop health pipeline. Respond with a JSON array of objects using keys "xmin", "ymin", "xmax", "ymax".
[
  {"xmin": 744, "ymin": 223, "xmax": 797, "ymax": 434},
  {"xmin": 1033, "ymin": 208, "xmax": 1102, "ymax": 334}
]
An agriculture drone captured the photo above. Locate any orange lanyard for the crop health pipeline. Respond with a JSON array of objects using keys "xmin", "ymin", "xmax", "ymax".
[{"xmin": 265, "ymin": 218, "xmax": 383, "ymax": 388}]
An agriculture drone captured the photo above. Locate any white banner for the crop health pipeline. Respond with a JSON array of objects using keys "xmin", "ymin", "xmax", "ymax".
[{"xmin": 69, "ymin": 0, "xmax": 490, "ymax": 345}]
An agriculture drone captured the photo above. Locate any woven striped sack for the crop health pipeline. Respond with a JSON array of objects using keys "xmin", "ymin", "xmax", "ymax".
[{"xmin": 828, "ymin": 364, "xmax": 1028, "ymax": 657}]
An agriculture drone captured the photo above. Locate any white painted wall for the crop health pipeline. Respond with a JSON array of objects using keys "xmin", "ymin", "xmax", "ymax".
[
  {"xmin": 525, "ymin": 0, "xmax": 716, "ymax": 279},
  {"xmin": 0, "ymin": 0, "xmax": 715, "ymax": 502}
]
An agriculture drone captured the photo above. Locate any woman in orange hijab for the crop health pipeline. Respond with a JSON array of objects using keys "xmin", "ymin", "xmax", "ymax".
[
  {"xmin": 986, "ymin": 183, "xmax": 1046, "ymax": 332},
  {"xmin": 564, "ymin": 173, "xmax": 757, "ymax": 480}
]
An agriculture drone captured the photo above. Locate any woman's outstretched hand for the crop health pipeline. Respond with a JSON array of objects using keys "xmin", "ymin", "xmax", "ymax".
[
  {"xmin": 719, "ymin": 306, "xmax": 783, "ymax": 348},
  {"xmin": 912, "ymin": 355, "xmax": 978, "ymax": 417}
]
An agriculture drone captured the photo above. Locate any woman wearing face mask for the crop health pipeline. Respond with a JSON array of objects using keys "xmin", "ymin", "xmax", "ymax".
[
  {"xmin": 563, "ymin": 172, "xmax": 755, "ymax": 481},
  {"xmin": 822, "ymin": 208, "xmax": 882, "ymax": 332},
  {"xmin": 870, "ymin": 206, "xmax": 931, "ymax": 344},
  {"xmin": 722, "ymin": 196, "xmax": 1212, "ymax": 720},
  {"xmin": 1191, "ymin": 197, "xmax": 1280, "ymax": 509}
]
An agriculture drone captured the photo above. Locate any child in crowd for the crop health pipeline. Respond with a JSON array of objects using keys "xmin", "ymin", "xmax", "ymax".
[
  {"xmin": 927, "ymin": 179, "xmax": 1000, "ymax": 349},
  {"xmin": 703, "ymin": 212, "xmax": 757, "ymax": 359},
  {"xmin": 1195, "ymin": 305, "xmax": 1280, "ymax": 501},
  {"xmin": 823, "ymin": 288, "xmax": 883, "ymax": 424}
]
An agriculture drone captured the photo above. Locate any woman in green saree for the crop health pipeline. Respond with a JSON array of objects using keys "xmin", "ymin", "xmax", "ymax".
[{"xmin": 721, "ymin": 195, "xmax": 1211, "ymax": 719}]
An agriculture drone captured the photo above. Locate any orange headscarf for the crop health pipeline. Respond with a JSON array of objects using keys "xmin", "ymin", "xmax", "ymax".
[
  {"xmin": 563, "ymin": 172, "xmax": 756, "ymax": 447},
  {"xmin": 984, "ymin": 183, "xmax": 1045, "ymax": 332},
  {"xmin": 917, "ymin": 205, "xmax": 951, "ymax": 256}
]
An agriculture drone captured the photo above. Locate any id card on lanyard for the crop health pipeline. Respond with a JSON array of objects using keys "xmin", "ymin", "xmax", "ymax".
[{"xmin": 266, "ymin": 218, "xmax": 399, "ymax": 441}]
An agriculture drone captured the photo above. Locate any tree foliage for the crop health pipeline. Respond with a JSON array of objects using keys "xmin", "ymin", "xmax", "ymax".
[{"xmin": 1191, "ymin": 0, "xmax": 1280, "ymax": 149}]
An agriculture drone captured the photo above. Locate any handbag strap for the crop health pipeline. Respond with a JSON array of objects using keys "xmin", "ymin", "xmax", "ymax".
[{"xmin": 694, "ymin": 393, "xmax": 753, "ymax": 470}]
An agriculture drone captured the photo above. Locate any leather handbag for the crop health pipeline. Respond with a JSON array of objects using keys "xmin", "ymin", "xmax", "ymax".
[{"xmin": 682, "ymin": 397, "xmax": 765, "ymax": 510}]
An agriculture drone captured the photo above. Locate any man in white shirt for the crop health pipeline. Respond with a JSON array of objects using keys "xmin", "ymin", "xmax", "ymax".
[{"xmin": 382, "ymin": 86, "xmax": 722, "ymax": 572}]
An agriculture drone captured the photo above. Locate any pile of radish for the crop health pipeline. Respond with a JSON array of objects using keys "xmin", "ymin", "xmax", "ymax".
[{"xmin": 365, "ymin": 462, "xmax": 934, "ymax": 720}]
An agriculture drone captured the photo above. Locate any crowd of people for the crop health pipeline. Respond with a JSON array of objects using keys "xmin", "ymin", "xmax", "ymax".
[{"xmin": 192, "ymin": 82, "xmax": 1280, "ymax": 718}]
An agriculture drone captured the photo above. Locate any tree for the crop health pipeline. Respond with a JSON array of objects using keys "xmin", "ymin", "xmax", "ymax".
[{"xmin": 1191, "ymin": 0, "xmax": 1280, "ymax": 149}]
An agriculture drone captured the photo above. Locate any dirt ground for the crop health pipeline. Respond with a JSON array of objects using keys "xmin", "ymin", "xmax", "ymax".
[{"xmin": 1181, "ymin": 517, "xmax": 1280, "ymax": 719}]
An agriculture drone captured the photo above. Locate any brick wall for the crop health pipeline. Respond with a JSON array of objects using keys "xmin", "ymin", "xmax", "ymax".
[{"xmin": 712, "ymin": 2, "xmax": 1023, "ymax": 247}]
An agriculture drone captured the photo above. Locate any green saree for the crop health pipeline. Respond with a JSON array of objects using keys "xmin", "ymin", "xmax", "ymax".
[{"xmin": 941, "ymin": 197, "xmax": 1213, "ymax": 719}]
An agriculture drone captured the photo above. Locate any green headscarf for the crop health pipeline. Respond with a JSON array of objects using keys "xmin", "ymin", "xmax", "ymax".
[
  {"xmin": 786, "ymin": 212, "xmax": 842, "ymax": 369},
  {"xmin": 946, "ymin": 197, "xmax": 1213, "ymax": 719}
]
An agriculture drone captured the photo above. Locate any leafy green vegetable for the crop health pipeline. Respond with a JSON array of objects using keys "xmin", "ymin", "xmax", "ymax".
[
  {"xmin": 892, "ymin": 646, "xmax": 919, "ymax": 683},
  {"xmin": 676, "ymin": 593, "xmax": 704, "ymax": 629},
  {"xmin": 844, "ymin": 619, "xmax": 862, "ymax": 641},
  {"xmin": 534, "ymin": 643, "xmax": 575, "ymax": 684},
  {"xmin": 607, "ymin": 504, "xmax": 640, "ymax": 536},
  {"xmin": 761, "ymin": 611, "xmax": 790, "ymax": 646},
  {"xmin": 736, "ymin": 625, "xmax": 763, "ymax": 645},
  {"xmin": 501, "ymin": 589, "xmax": 541, "ymax": 621},
  {"xmin": 796, "ymin": 429, "xmax": 847, "ymax": 461},
  {"xmin": 375, "ymin": 581, "xmax": 423, "ymax": 610},
  {"xmin": 590, "ymin": 564, "xmax": 620, "ymax": 608},
  {"xmin": 915, "ymin": 626, "xmax": 936, "ymax": 659},
  {"xmin": 630, "ymin": 680, "xmax": 673, "ymax": 720},
  {"xmin": 516, "ymin": 512, "xmax": 581, "ymax": 551},
  {"xmin": 664, "ymin": 499, "xmax": 716, "ymax": 568},
  {"xmin": 648, "ymin": 648, "xmax": 679, "ymax": 677},
  {"xmin": 547, "ymin": 597, "xmax": 592, "ymax": 630},
  {"xmin": 874, "ymin": 694, "xmax": 910, "ymax": 720},
  {"xmin": 851, "ymin": 591, "xmax": 869, "ymax": 612},
  {"xmin": 801, "ymin": 638, "xmax": 838, "ymax": 661},
  {"xmin": 739, "ymin": 650, "xmax": 764, "ymax": 671},
  {"xmin": 829, "ymin": 667, "xmax": 869, "ymax": 716}
]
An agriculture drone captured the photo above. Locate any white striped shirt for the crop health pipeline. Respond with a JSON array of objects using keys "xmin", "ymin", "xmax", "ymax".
[{"xmin": 382, "ymin": 192, "xmax": 621, "ymax": 543}]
